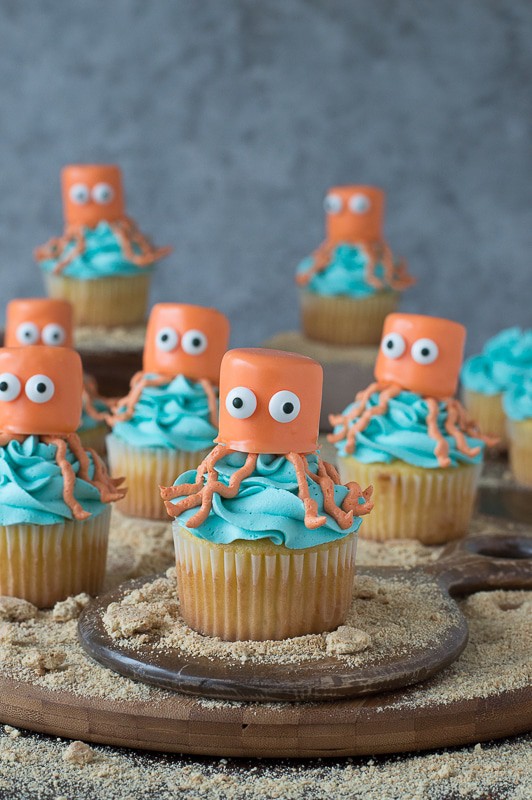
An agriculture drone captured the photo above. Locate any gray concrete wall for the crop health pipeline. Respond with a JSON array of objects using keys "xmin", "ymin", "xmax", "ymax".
[{"xmin": 0, "ymin": 0, "xmax": 531, "ymax": 353}]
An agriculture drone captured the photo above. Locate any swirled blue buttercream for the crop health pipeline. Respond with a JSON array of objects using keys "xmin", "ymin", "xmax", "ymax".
[
  {"xmin": 171, "ymin": 452, "xmax": 363, "ymax": 548},
  {"xmin": 297, "ymin": 244, "xmax": 391, "ymax": 298},
  {"xmin": 38, "ymin": 222, "xmax": 161, "ymax": 279},
  {"xmin": 0, "ymin": 436, "xmax": 108, "ymax": 525},
  {"xmin": 503, "ymin": 378, "xmax": 532, "ymax": 421},
  {"xmin": 332, "ymin": 390, "xmax": 485, "ymax": 468},
  {"xmin": 112, "ymin": 374, "xmax": 217, "ymax": 452},
  {"xmin": 79, "ymin": 397, "xmax": 107, "ymax": 433},
  {"xmin": 461, "ymin": 328, "xmax": 532, "ymax": 396}
]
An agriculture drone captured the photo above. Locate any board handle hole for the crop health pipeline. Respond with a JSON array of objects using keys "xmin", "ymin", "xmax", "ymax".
[{"xmin": 467, "ymin": 539, "xmax": 532, "ymax": 560}]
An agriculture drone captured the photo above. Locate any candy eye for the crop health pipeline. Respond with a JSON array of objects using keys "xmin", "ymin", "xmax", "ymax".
[
  {"xmin": 16, "ymin": 322, "xmax": 40, "ymax": 346},
  {"xmin": 25, "ymin": 374, "xmax": 55, "ymax": 404},
  {"xmin": 348, "ymin": 193, "xmax": 371, "ymax": 214},
  {"xmin": 69, "ymin": 183, "xmax": 89, "ymax": 205},
  {"xmin": 92, "ymin": 182, "xmax": 114, "ymax": 205},
  {"xmin": 182, "ymin": 330, "xmax": 208, "ymax": 356},
  {"xmin": 268, "ymin": 390, "xmax": 301, "ymax": 423},
  {"xmin": 155, "ymin": 327, "xmax": 179, "ymax": 352},
  {"xmin": 323, "ymin": 193, "xmax": 343, "ymax": 214},
  {"xmin": 0, "ymin": 374, "xmax": 21, "ymax": 402},
  {"xmin": 381, "ymin": 332, "xmax": 406, "ymax": 360},
  {"xmin": 42, "ymin": 323, "xmax": 66, "ymax": 346},
  {"xmin": 411, "ymin": 338, "xmax": 439, "ymax": 365},
  {"xmin": 225, "ymin": 387, "xmax": 257, "ymax": 419}
]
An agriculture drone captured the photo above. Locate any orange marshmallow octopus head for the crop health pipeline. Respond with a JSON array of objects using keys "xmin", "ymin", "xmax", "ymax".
[
  {"xmin": 324, "ymin": 185, "xmax": 385, "ymax": 245},
  {"xmin": 61, "ymin": 164, "xmax": 125, "ymax": 228},
  {"xmin": 143, "ymin": 303, "xmax": 230, "ymax": 384},
  {"xmin": 0, "ymin": 346, "xmax": 83, "ymax": 436},
  {"xmin": 5, "ymin": 298, "xmax": 74, "ymax": 348},
  {"xmin": 216, "ymin": 348, "xmax": 323, "ymax": 455},
  {"xmin": 375, "ymin": 313, "xmax": 466, "ymax": 399}
]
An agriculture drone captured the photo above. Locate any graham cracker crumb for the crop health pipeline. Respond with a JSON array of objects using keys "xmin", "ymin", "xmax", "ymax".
[
  {"xmin": 326, "ymin": 626, "xmax": 371, "ymax": 655},
  {"xmin": 0, "ymin": 596, "xmax": 38, "ymax": 622},
  {"xmin": 22, "ymin": 649, "xmax": 66, "ymax": 676},
  {"xmin": 53, "ymin": 594, "xmax": 91, "ymax": 622},
  {"xmin": 63, "ymin": 741, "xmax": 95, "ymax": 766}
]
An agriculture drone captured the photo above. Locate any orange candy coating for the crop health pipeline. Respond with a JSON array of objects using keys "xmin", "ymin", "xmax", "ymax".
[
  {"xmin": 0, "ymin": 347, "xmax": 83, "ymax": 436},
  {"xmin": 216, "ymin": 348, "xmax": 323, "ymax": 455},
  {"xmin": 61, "ymin": 164, "xmax": 125, "ymax": 227},
  {"xmin": 143, "ymin": 303, "xmax": 230, "ymax": 384},
  {"xmin": 5, "ymin": 298, "xmax": 74, "ymax": 348},
  {"xmin": 375, "ymin": 313, "xmax": 466, "ymax": 398},
  {"xmin": 325, "ymin": 185, "xmax": 385, "ymax": 244}
]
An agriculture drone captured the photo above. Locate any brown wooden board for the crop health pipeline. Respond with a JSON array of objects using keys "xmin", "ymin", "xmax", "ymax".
[{"xmin": 77, "ymin": 534, "xmax": 532, "ymax": 703}]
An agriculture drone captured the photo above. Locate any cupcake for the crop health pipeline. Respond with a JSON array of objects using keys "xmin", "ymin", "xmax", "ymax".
[
  {"xmin": 106, "ymin": 303, "xmax": 230, "ymax": 520},
  {"xmin": 329, "ymin": 314, "xmax": 493, "ymax": 545},
  {"xmin": 0, "ymin": 346, "xmax": 125, "ymax": 607},
  {"xmin": 503, "ymin": 378, "xmax": 532, "ymax": 487},
  {"xmin": 34, "ymin": 165, "xmax": 171, "ymax": 327},
  {"xmin": 461, "ymin": 327, "xmax": 532, "ymax": 448},
  {"xmin": 160, "ymin": 348, "xmax": 373, "ymax": 642},
  {"xmin": 5, "ymin": 297, "xmax": 109, "ymax": 454},
  {"xmin": 296, "ymin": 186, "xmax": 415, "ymax": 346}
]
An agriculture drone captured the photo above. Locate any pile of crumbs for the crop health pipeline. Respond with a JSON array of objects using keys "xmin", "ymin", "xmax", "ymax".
[
  {"xmin": 0, "ymin": 728, "xmax": 528, "ymax": 800},
  {"xmin": 102, "ymin": 570, "xmax": 456, "ymax": 668},
  {"xmin": 74, "ymin": 324, "xmax": 147, "ymax": 352}
]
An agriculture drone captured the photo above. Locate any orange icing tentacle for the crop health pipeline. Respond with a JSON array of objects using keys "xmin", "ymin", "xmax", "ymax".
[
  {"xmin": 286, "ymin": 452, "xmax": 327, "ymax": 530},
  {"xmin": 84, "ymin": 444, "xmax": 128, "ymax": 504},
  {"xmin": 322, "ymin": 459, "xmax": 341, "ymax": 484},
  {"xmin": 425, "ymin": 397, "xmax": 451, "ymax": 468},
  {"xmin": 362, "ymin": 242, "xmax": 382, "ymax": 289},
  {"xmin": 378, "ymin": 241, "xmax": 396, "ymax": 287},
  {"xmin": 332, "ymin": 384, "xmax": 402, "ymax": 455},
  {"xmin": 183, "ymin": 452, "xmax": 257, "ymax": 528},
  {"xmin": 314, "ymin": 458, "xmax": 354, "ymax": 530},
  {"xmin": 295, "ymin": 240, "xmax": 335, "ymax": 286},
  {"xmin": 50, "ymin": 227, "xmax": 86, "ymax": 275},
  {"xmin": 443, "ymin": 401, "xmax": 482, "ymax": 459},
  {"xmin": 41, "ymin": 435, "xmax": 90, "ymax": 521},
  {"xmin": 342, "ymin": 482, "xmax": 374, "ymax": 517},
  {"xmin": 110, "ymin": 218, "xmax": 172, "ymax": 268},
  {"xmin": 327, "ymin": 381, "xmax": 387, "ymax": 444},
  {"xmin": 390, "ymin": 258, "xmax": 416, "ymax": 291},
  {"xmin": 107, "ymin": 373, "xmax": 170, "ymax": 425},
  {"xmin": 65, "ymin": 433, "xmax": 92, "ymax": 482},
  {"xmin": 199, "ymin": 379, "xmax": 218, "ymax": 427}
]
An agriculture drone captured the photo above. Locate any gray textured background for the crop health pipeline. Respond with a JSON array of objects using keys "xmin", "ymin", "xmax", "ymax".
[{"xmin": 0, "ymin": 0, "xmax": 531, "ymax": 353}]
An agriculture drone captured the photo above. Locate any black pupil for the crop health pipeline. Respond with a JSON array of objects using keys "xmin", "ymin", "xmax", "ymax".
[
  {"xmin": 53, "ymin": 333, "xmax": 59, "ymax": 340},
  {"xmin": 282, "ymin": 402, "xmax": 294, "ymax": 414},
  {"xmin": 192, "ymin": 337, "xmax": 201, "ymax": 348},
  {"xmin": 421, "ymin": 347, "xmax": 430, "ymax": 357},
  {"xmin": 24, "ymin": 332, "xmax": 31, "ymax": 338},
  {"xmin": 36, "ymin": 383, "xmax": 47, "ymax": 394},
  {"xmin": 386, "ymin": 339, "xmax": 394, "ymax": 349},
  {"xmin": 161, "ymin": 334, "xmax": 169, "ymax": 342},
  {"xmin": 232, "ymin": 397, "xmax": 244, "ymax": 409},
  {"xmin": 0, "ymin": 382, "xmax": 8, "ymax": 392}
]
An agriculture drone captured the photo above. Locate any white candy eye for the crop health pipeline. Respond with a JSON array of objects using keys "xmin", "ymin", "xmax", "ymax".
[
  {"xmin": 182, "ymin": 329, "xmax": 208, "ymax": 356},
  {"xmin": 25, "ymin": 374, "xmax": 55, "ymax": 404},
  {"xmin": 348, "ymin": 193, "xmax": 371, "ymax": 214},
  {"xmin": 42, "ymin": 323, "xmax": 66, "ymax": 346},
  {"xmin": 225, "ymin": 387, "xmax": 257, "ymax": 419},
  {"xmin": 92, "ymin": 182, "xmax": 114, "ymax": 204},
  {"xmin": 323, "ymin": 193, "xmax": 343, "ymax": 214},
  {"xmin": 0, "ymin": 374, "xmax": 21, "ymax": 402},
  {"xmin": 411, "ymin": 338, "xmax": 439, "ymax": 365},
  {"xmin": 381, "ymin": 332, "xmax": 406, "ymax": 360},
  {"xmin": 16, "ymin": 322, "xmax": 40, "ymax": 346},
  {"xmin": 155, "ymin": 327, "xmax": 179, "ymax": 352},
  {"xmin": 69, "ymin": 183, "xmax": 89, "ymax": 205},
  {"xmin": 268, "ymin": 390, "xmax": 301, "ymax": 423}
]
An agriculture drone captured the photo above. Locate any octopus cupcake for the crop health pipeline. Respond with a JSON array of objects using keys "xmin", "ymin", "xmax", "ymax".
[
  {"xmin": 329, "ymin": 314, "xmax": 494, "ymax": 545},
  {"xmin": 34, "ymin": 165, "xmax": 171, "ymax": 327},
  {"xmin": 461, "ymin": 327, "xmax": 532, "ymax": 448},
  {"xmin": 503, "ymin": 377, "xmax": 532, "ymax": 487},
  {"xmin": 296, "ymin": 186, "xmax": 415, "ymax": 346},
  {"xmin": 160, "ymin": 348, "xmax": 373, "ymax": 642},
  {"xmin": 0, "ymin": 346, "xmax": 125, "ymax": 607},
  {"xmin": 5, "ymin": 297, "xmax": 109, "ymax": 454},
  {"xmin": 106, "ymin": 303, "xmax": 230, "ymax": 520}
]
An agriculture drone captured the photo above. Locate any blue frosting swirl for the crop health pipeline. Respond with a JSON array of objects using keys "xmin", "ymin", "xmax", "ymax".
[
  {"xmin": 461, "ymin": 328, "xmax": 532, "ymax": 396},
  {"xmin": 297, "ymin": 244, "xmax": 391, "ymax": 298},
  {"xmin": 79, "ymin": 397, "xmax": 107, "ymax": 434},
  {"xmin": 112, "ymin": 374, "xmax": 217, "ymax": 452},
  {"xmin": 0, "ymin": 436, "xmax": 109, "ymax": 525},
  {"xmin": 503, "ymin": 378, "xmax": 532, "ymax": 421},
  {"xmin": 170, "ymin": 451, "xmax": 363, "ymax": 549},
  {"xmin": 38, "ymin": 222, "xmax": 161, "ymax": 279},
  {"xmin": 332, "ymin": 390, "xmax": 485, "ymax": 468}
]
